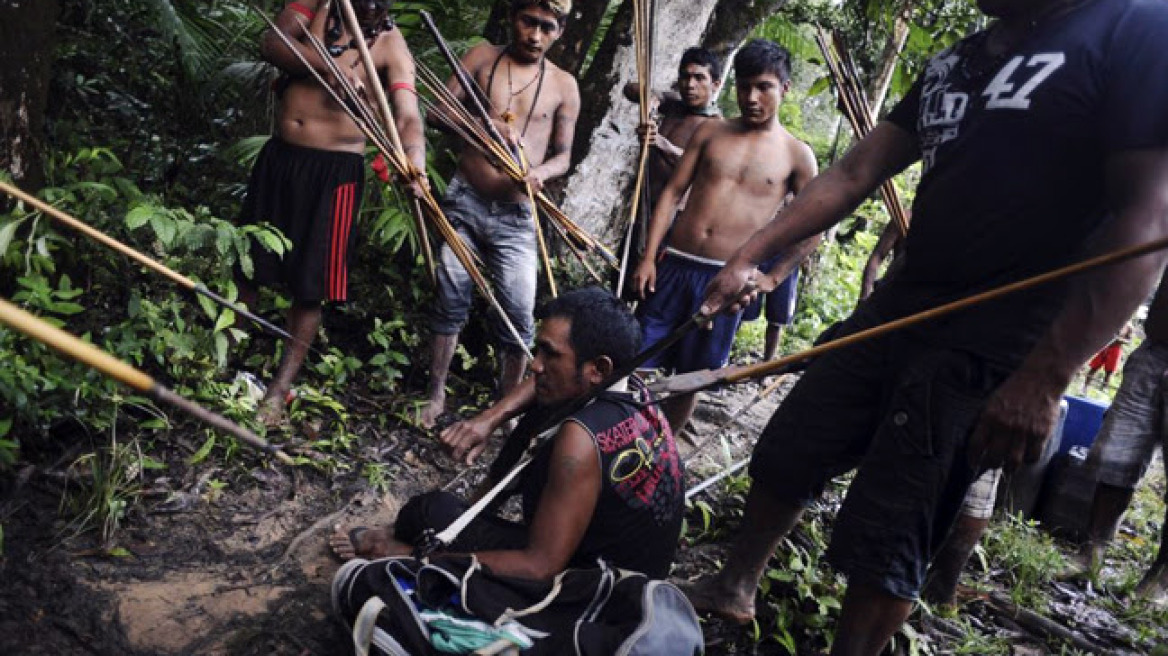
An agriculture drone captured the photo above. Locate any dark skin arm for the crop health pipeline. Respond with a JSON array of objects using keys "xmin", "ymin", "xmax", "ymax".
[
  {"xmin": 261, "ymin": 1, "xmax": 363, "ymax": 90},
  {"xmin": 471, "ymin": 422, "xmax": 601, "ymax": 580},
  {"xmin": 632, "ymin": 119, "xmax": 714, "ymax": 299},
  {"xmin": 859, "ymin": 221, "xmax": 904, "ymax": 301},
  {"xmin": 968, "ymin": 148, "xmax": 1168, "ymax": 472},
  {"xmin": 378, "ymin": 29, "xmax": 428, "ymax": 193},
  {"xmin": 700, "ymin": 121, "xmax": 921, "ymax": 314},
  {"xmin": 425, "ymin": 43, "xmax": 491, "ymax": 132},
  {"xmin": 757, "ymin": 142, "xmax": 822, "ymax": 291},
  {"xmin": 524, "ymin": 75, "xmax": 581, "ymax": 193},
  {"xmin": 440, "ymin": 378, "xmax": 536, "ymax": 465}
]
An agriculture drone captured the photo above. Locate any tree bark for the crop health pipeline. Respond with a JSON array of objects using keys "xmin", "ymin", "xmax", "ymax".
[
  {"xmin": 0, "ymin": 0, "xmax": 60, "ymax": 190},
  {"xmin": 700, "ymin": 0, "xmax": 792, "ymax": 81},
  {"xmin": 559, "ymin": 0, "xmax": 723, "ymax": 241},
  {"xmin": 483, "ymin": 0, "xmax": 511, "ymax": 45},
  {"xmin": 548, "ymin": 0, "xmax": 614, "ymax": 75},
  {"xmin": 865, "ymin": 0, "xmax": 911, "ymax": 117}
]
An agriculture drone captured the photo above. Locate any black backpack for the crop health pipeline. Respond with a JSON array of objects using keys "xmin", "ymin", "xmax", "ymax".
[{"xmin": 332, "ymin": 555, "xmax": 704, "ymax": 656}]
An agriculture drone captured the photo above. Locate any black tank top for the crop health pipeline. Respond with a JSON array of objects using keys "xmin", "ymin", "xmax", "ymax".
[{"xmin": 517, "ymin": 377, "xmax": 685, "ymax": 578}]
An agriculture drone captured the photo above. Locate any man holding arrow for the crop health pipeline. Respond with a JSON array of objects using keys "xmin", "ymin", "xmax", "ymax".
[
  {"xmin": 238, "ymin": 0, "xmax": 426, "ymax": 425},
  {"xmin": 683, "ymin": 0, "xmax": 1168, "ymax": 653},
  {"xmin": 622, "ymin": 47, "xmax": 724, "ymax": 213},
  {"xmin": 420, "ymin": 0, "xmax": 581, "ymax": 429}
]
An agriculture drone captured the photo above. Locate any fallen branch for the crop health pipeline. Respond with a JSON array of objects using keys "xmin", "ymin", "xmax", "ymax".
[{"xmin": 985, "ymin": 593, "xmax": 1113, "ymax": 654}]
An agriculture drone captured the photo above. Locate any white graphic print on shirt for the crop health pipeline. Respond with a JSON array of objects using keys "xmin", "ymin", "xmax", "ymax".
[{"xmin": 918, "ymin": 49, "xmax": 1065, "ymax": 172}]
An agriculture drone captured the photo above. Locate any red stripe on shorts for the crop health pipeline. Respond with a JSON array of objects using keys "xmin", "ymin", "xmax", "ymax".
[
  {"xmin": 328, "ymin": 185, "xmax": 345, "ymax": 301},
  {"xmin": 336, "ymin": 183, "xmax": 355, "ymax": 302}
]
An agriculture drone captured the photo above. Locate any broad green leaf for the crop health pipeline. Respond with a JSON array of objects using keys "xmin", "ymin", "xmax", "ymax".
[
  {"xmin": 0, "ymin": 217, "xmax": 27, "ymax": 256},
  {"xmin": 214, "ymin": 332, "xmax": 228, "ymax": 367},
  {"xmin": 150, "ymin": 214, "xmax": 177, "ymax": 246},
  {"xmin": 213, "ymin": 308, "xmax": 235, "ymax": 333},
  {"xmin": 808, "ymin": 75, "xmax": 831, "ymax": 97},
  {"xmin": 48, "ymin": 302, "xmax": 85, "ymax": 315},
  {"xmin": 188, "ymin": 435, "xmax": 216, "ymax": 464},
  {"xmin": 196, "ymin": 293, "xmax": 217, "ymax": 319},
  {"xmin": 125, "ymin": 205, "xmax": 156, "ymax": 230}
]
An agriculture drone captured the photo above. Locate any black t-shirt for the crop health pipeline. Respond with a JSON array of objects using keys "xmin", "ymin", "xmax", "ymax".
[
  {"xmin": 517, "ymin": 378, "xmax": 685, "ymax": 579},
  {"xmin": 878, "ymin": 0, "xmax": 1168, "ymax": 366}
]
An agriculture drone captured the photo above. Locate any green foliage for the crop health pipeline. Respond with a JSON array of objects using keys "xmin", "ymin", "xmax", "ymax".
[
  {"xmin": 62, "ymin": 422, "xmax": 149, "ymax": 549},
  {"xmin": 978, "ymin": 512, "xmax": 1064, "ymax": 609}
]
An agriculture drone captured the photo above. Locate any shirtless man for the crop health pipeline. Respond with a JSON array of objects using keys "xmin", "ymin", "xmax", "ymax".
[
  {"xmin": 239, "ymin": 0, "xmax": 425, "ymax": 424},
  {"xmin": 631, "ymin": 39, "xmax": 818, "ymax": 435},
  {"xmin": 623, "ymin": 47, "xmax": 723, "ymax": 208},
  {"xmin": 420, "ymin": 0, "xmax": 581, "ymax": 429}
]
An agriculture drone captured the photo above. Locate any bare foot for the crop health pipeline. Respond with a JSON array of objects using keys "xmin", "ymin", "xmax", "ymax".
[
  {"xmin": 676, "ymin": 574, "xmax": 755, "ymax": 625},
  {"xmin": 1058, "ymin": 548, "xmax": 1100, "ymax": 582},
  {"xmin": 419, "ymin": 393, "xmax": 445, "ymax": 430},
  {"xmin": 1134, "ymin": 563, "xmax": 1168, "ymax": 605},
  {"xmin": 257, "ymin": 394, "xmax": 288, "ymax": 428},
  {"xmin": 329, "ymin": 525, "xmax": 394, "ymax": 561}
]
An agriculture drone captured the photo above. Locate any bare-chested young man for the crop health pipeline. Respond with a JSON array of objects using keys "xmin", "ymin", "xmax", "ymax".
[
  {"xmin": 623, "ymin": 47, "xmax": 723, "ymax": 208},
  {"xmin": 420, "ymin": 0, "xmax": 581, "ymax": 429},
  {"xmin": 631, "ymin": 39, "xmax": 818, "ymax": 435},
  {"xmin": 238, "ymin": 0, "xmax": 426, "ymax": 424}
]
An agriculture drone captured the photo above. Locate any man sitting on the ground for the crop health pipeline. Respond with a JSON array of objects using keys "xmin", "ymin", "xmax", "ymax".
[{"xmin": 331, "ymin": 287, "xmax": 685, "ymax": 580}]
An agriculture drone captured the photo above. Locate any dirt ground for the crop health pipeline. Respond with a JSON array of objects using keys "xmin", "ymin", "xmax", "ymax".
[{"xmin": 0, "ymin": 375, "xmax": 1164, "ymax": 655}]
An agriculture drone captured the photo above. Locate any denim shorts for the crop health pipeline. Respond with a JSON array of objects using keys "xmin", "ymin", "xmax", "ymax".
[
  {"xmin": 431, "ymin": 176, "xmax": 538, "ymax": 349},
  {"xmin": 749, "ymin": 303, "xmax": 1008, "ymax": 599},
  {"xmin": 1085, "ymin": 341, "xmax": 1168, "ymax": 489}
]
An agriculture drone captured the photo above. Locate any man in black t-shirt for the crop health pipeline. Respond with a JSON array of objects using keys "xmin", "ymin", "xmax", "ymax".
[
  {"xmin": 682, "ymin": 0, "xmax": 1168, "ymax": 652},
  {"xmin": 330, "ymin": 287, "xmax": 685, "ymax": 580}
]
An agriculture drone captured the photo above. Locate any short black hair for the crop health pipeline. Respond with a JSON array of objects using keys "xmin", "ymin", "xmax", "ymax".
[
  {"xmin": 679, "ymin": 47, "xmax": 722, "ymax": 82},
  {"xmin": 733, "ymin": 39, "xmax": 791, "ymax": 84},
  {"xmin": 536, "ymin": 286, "xmax": 641, "ymax": 370}
]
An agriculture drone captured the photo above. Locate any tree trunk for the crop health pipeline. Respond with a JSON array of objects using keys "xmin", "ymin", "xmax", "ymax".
[
  {"xmin": 559, "ymin": 0, "xmax": 723, "ymax": 241},
  {"xmin": 483, "ymin": 0, "xmax": 510, "ymax": 45},
  {"xmin": 0, "ymin": 0, "xmax": 60, "ymax": 190},
  {"xmin": 865, "ymin": 1, "xmax": 911, "ymax": 117},
  {"xmin": 700, "ymin": 0, "xmax": 792, "ymax": 82},
  {"xmin": 548, "ymin": 0, "xmax": 615, "ymax": 75}
]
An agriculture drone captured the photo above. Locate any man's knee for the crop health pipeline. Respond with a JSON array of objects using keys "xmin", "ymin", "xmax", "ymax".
[{"xmin": 394, "ymin": 490, "xmax": 466, "ymax": 545}]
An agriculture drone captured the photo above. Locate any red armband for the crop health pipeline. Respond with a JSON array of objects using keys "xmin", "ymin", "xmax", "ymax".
[
  {"xmin": 288, "ymin": 2, "xmax": 315, "ymax": 21},
  {"xmin": 389, "ymin": 82, "xmax": 416, "ymax": 94}
]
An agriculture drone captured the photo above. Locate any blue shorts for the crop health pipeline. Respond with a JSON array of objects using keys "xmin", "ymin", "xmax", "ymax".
[
  {"xmin": 744, "ymin": 267, "xmax": 800, "ymax": 325},
  {"xmin": 636, "ymin": 251, "xmax": 745, "ymax": 373}
]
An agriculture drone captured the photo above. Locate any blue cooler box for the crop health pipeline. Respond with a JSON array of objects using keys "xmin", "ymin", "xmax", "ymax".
[{"xmin": 1058, "ymin": 395, "xmax": 1109, "ymax": 456}]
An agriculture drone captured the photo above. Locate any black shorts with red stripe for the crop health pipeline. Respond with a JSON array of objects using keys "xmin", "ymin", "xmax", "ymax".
[{"xmin": 238, "ymin": 137, "xmax": 365, "ymax": 303}]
